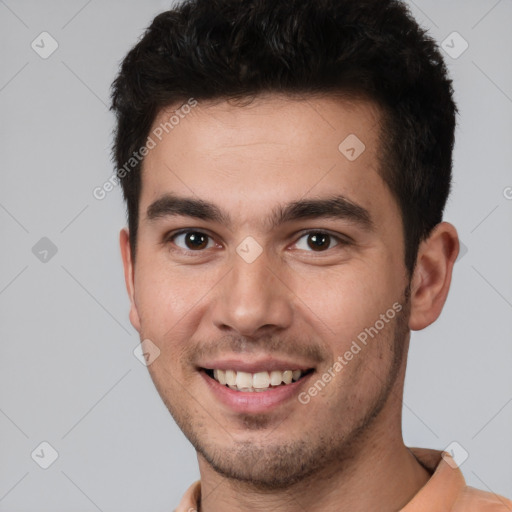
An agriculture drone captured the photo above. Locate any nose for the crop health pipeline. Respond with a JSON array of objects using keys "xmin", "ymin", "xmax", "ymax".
[{"xmin": 211, "ymin": 248, "xmax": 294, "ymax": 337}]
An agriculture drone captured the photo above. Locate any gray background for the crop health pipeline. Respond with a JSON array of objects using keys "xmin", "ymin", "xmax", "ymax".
[{"xmin": 0, "ymin": 0, "xmax": 511, "ymax": 510}]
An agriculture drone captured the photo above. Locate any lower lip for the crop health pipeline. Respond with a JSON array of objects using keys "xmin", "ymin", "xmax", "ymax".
[{"xmin": 200, "ymin": 370, "xmax": 314, "ymax": 414}]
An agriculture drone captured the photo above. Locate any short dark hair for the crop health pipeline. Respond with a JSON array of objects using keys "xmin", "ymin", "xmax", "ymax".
[{"xmin": 110, "ymin": 0, "xmax": 456, "ymax": 276}]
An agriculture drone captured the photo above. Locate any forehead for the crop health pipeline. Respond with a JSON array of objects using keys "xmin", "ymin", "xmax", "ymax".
[{"xmin": 139, "ymin": 94, "xmax": 396, "ymax": 231}]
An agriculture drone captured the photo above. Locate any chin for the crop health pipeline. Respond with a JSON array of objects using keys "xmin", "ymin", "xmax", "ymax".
[{"xmin": 196, "ymin": 437, "xmax": 332, "ymax": 491}]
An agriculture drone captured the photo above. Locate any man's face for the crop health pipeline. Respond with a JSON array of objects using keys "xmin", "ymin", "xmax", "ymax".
[{"xmin": 123, "ymin": 95, "xmax": 411, "ymax": 488}]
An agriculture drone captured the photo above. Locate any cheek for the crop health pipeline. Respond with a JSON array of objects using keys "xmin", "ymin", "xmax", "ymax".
[
  {"xmin": 293, "ymin": 263, "xmax": 396, "ymax": 347},
  {"xmin": 134, "ymin": 255, "xmax": 195, "ymax": 318}
]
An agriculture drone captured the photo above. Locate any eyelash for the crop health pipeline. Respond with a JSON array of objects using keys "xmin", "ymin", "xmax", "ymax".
[{"xmin": 163, "ymin": 229, "xmax": 352, "ymax": 256}]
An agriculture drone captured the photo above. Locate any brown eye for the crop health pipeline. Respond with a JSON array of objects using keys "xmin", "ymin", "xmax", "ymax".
[
  {"xmin": 185, "ymin": 232, "xmax": 208, "ymax": 249},
  {"xmin": 172, "ymin": 231, "xmax": 214, "ymax": 251},
  {"xmin": 295, "ymin": 231, "xmax": 342, "ymax": 252},
  {"xmin": 308, "ymin": 233, "xmax": 331, "ymax": 251}
]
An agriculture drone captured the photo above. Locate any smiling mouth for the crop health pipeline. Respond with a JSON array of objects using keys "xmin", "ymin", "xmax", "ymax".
[{"xmin": 202, "ymin": 368, "xmax": 315, "ymax": 392}]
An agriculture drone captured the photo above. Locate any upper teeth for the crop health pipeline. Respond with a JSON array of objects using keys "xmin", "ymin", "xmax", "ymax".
[{"xmin": 212, "ymin": 369, "xmax": 304, "ymax": 391}]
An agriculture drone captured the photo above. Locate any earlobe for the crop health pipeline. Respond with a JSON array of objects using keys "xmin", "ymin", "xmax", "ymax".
[
  {"xmin": 119, "ymin": 228, "xmax": 141, "ymax": 333},
  {"xmin": 408, "ymin": 222, "xmax": 459, "ymax": 331}
]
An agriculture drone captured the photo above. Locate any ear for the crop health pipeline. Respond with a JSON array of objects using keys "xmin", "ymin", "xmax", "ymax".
[
  {"xmin": 408, "ymin": 222, "xmax": 459, "ymax": 331},
  {"xmin": 120, "ymin": 228, "xmax": 141, "ymax": 333}
]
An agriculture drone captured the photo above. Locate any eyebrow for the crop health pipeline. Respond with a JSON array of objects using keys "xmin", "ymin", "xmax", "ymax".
[{"xmin": 146, "ymin": 193, "xmax": 374, "ymax": 231}]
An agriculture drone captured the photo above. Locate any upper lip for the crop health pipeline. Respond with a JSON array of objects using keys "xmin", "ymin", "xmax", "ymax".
[{"xmin": 198, "ymin": 357, "xmax": 316, "ymax": 373}]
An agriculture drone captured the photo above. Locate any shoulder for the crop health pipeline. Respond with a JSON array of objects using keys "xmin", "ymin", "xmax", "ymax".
[
  {"xmin": 174, "ymin": 480, "xmax": 201, "ymax": 512},
  {"xmin": 452, "ymin": 485, "xmax": 512, "ymax": 511}
]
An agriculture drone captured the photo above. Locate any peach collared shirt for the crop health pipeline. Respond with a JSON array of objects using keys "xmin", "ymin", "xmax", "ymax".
[{"xmin": 175, "ymin": 447, "xmax": 512, "ymax": 512}]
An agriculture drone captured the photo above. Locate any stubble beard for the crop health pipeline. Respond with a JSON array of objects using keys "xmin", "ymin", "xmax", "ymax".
[{"xmin": 152, "ymin": 288, "xmax": 411, "ymax": 491}]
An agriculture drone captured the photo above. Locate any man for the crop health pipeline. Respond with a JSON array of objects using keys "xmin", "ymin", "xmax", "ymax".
[{"xmin": 111, "ymin": 0, "xmax": 512, "ymax": 510}]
